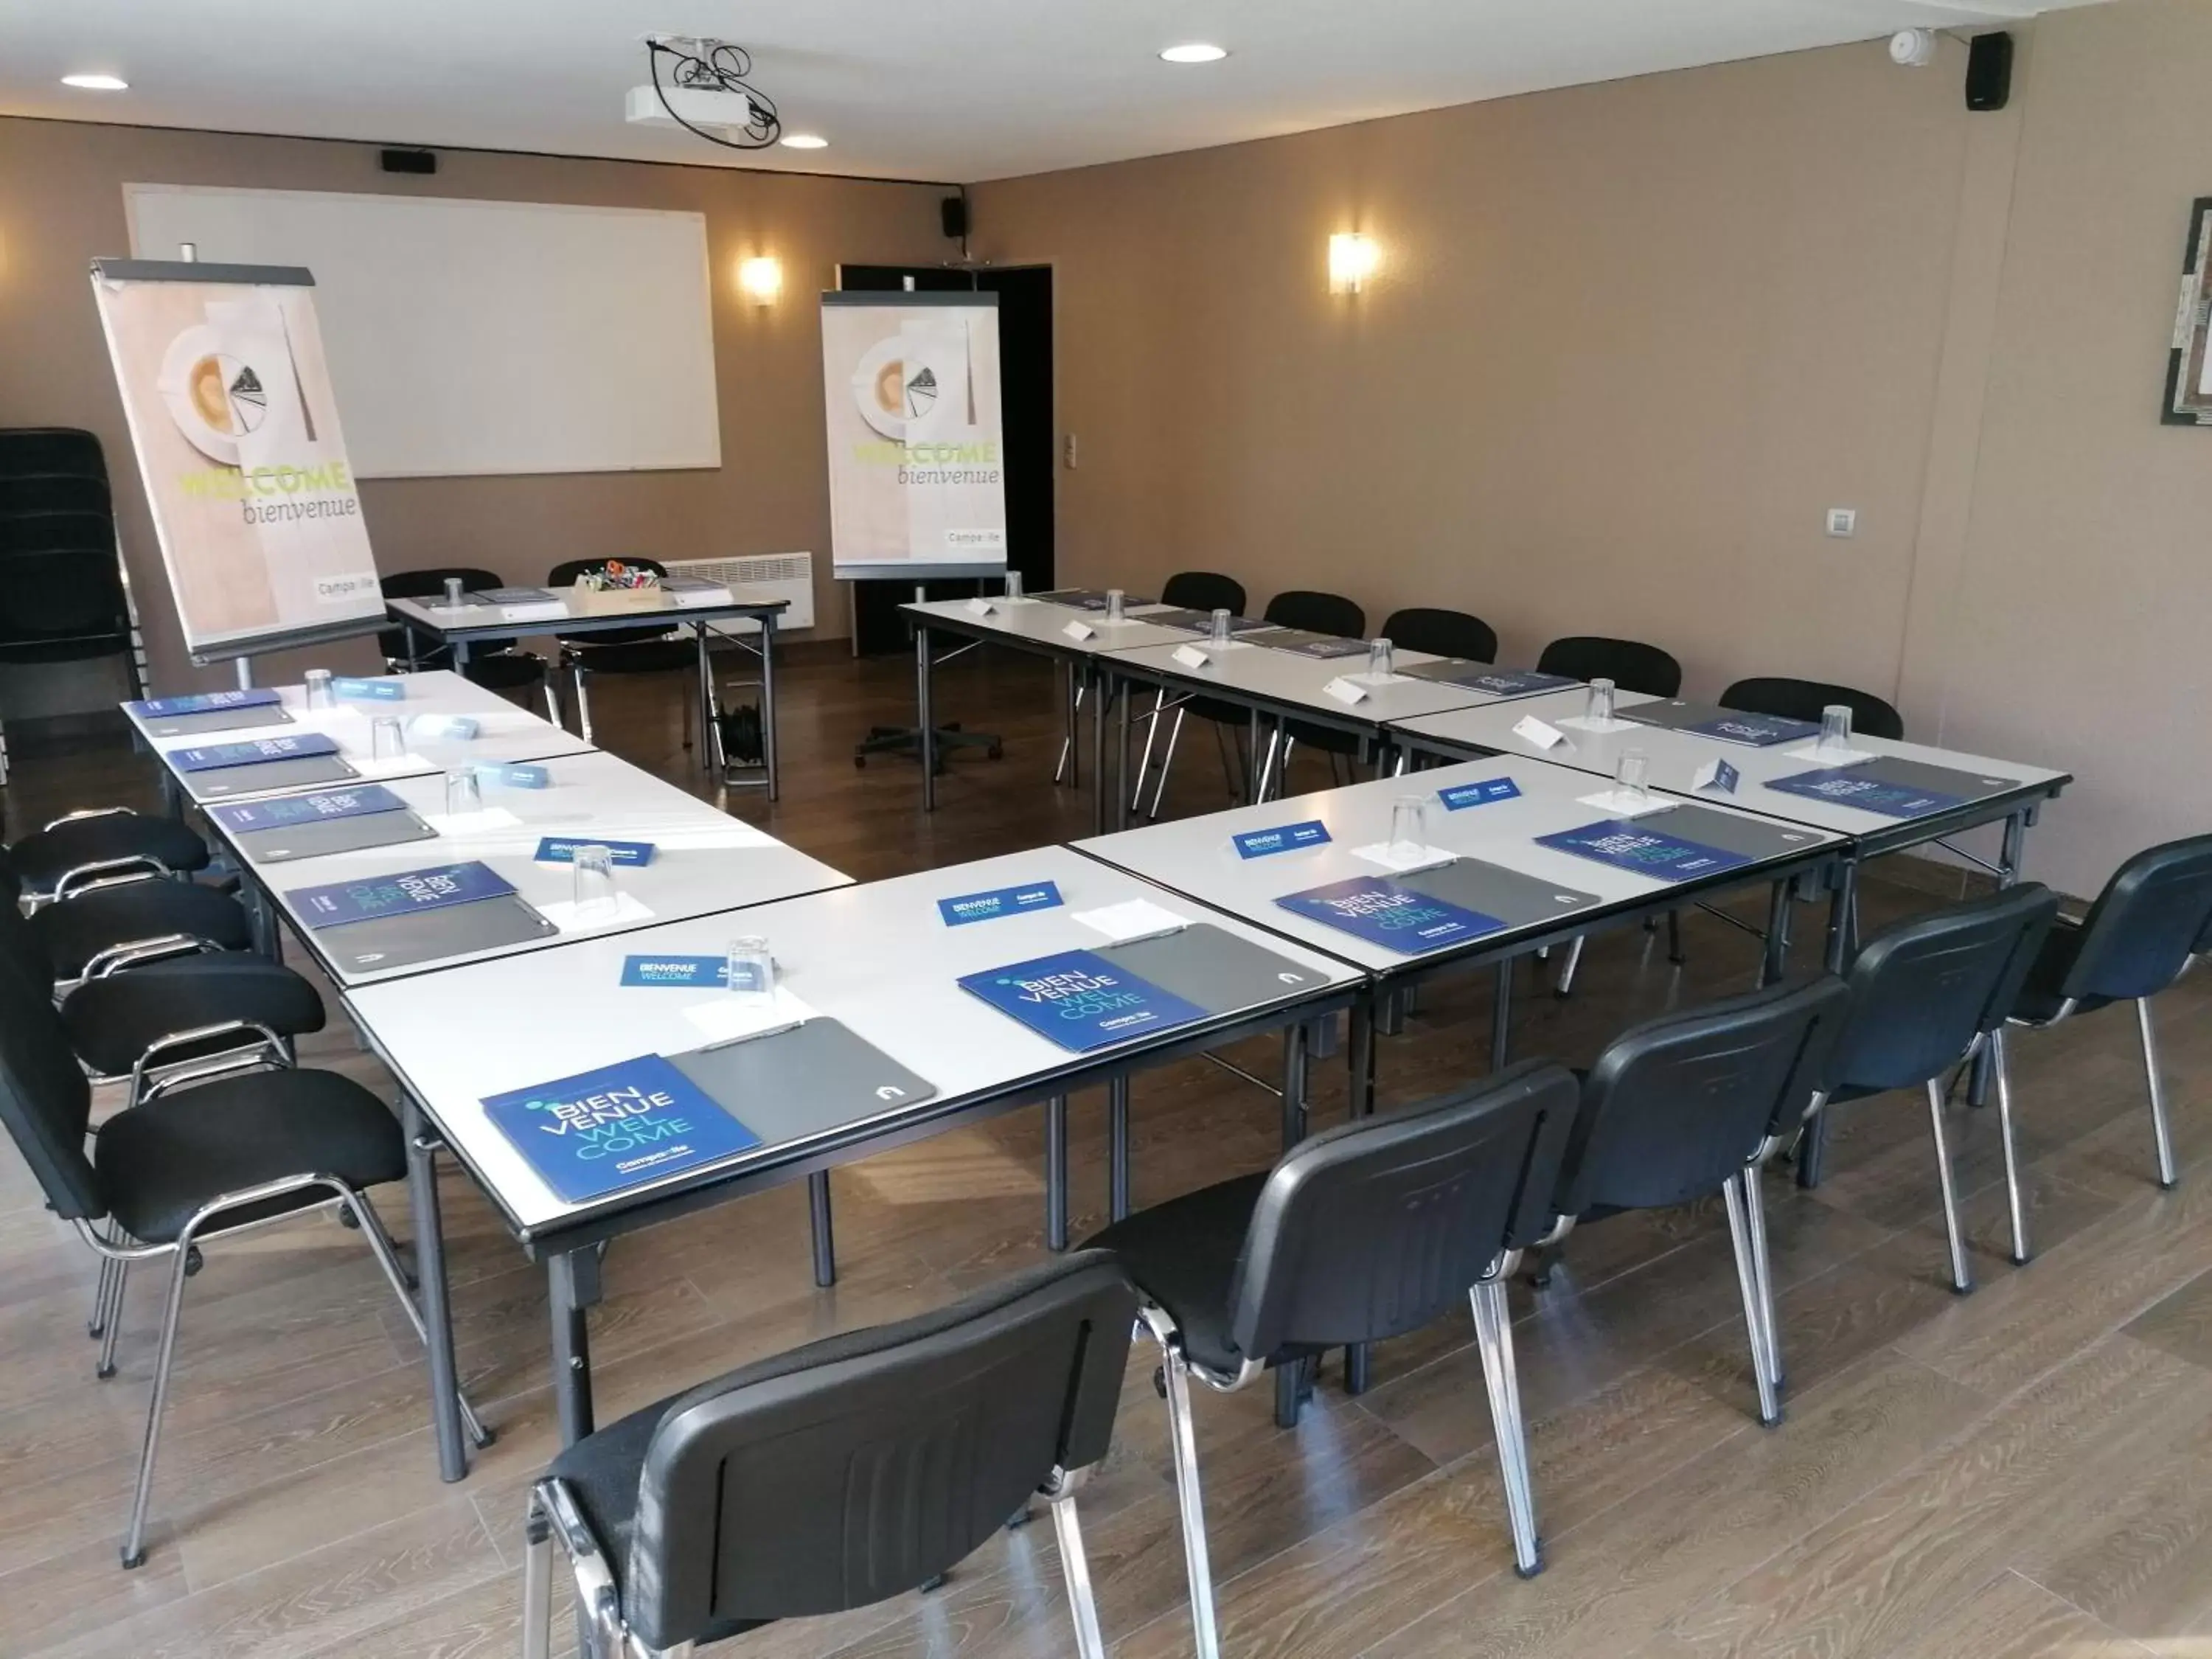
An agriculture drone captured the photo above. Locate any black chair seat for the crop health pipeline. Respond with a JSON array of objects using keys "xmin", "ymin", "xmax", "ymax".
[
  {"xmin": 459, "ymin": 652, "xmax": 549, "ymax": 692},
  {"xmin": 94, "ymin": 1068, "xmax": 404, "ymax": 1244},
  {"xmin": 1283, "ymin": 717, "xmax": 1362, "ymax": 756},
  {"xmin": 61, "ymin": 958, "xmax": 326, "ymax": 1078},
  {"xmin": 1083, "ymin": 1172, "xmax": 1270, "ymax": 1374},
  {"xmin": 30, "ymin": 883, "xmax": 254, "ymax": 980},
  {"xmin": 11, "ymin": 815, "xmax": 210, "ymax": 892},
  {"xmin": 566, "ymin": 638, "xmax": 692, "ymax": 675}
]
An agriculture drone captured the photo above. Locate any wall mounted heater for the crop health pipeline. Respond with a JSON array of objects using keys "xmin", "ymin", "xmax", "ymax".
[{"xmin": 664, "ymin": 551, "xmax": 815, "ymax": 637}]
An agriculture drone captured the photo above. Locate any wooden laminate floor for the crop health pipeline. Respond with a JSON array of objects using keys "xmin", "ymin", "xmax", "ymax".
[{"xmin": 2, "ymin": 649, "xmax": 2208, "ymax": 1659}]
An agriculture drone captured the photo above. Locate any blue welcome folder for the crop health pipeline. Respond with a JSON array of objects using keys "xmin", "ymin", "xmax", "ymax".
[
  {"xmin": 210, "ymin": 785, "xmax": 408, "ymax": 832},
  {"xmin": 130, "ymin": 688, "xmax": 282, "ymax": 718},
  {"xmin": 1537, "ymin": 821, "xmax": 1752, "ymax": 879},
  {"xmin": 1764, "ymin": 768, "xmax": 1964, "ymax": 818},
  {"xmin": 173, "ymin": 733, "xmax": 340, "ymax": 772},
  {"xmin": 1680, "ymin": 712, "xmax": 1816, "ymax": 747},
  {"xmin": 959, "ymin": 948, "xmax": 1208, "ymax": 1052},
  {"xmin": 483, "ymin": 1054, "xmax": 759, "ymax": 1203},
  {"xmin": 288, "ymin": 860, "xmax": 515, "ymax": 928},
  {"xmin": 1276, "ymin": 875, "xmax": 1504, "ymax": 954}
]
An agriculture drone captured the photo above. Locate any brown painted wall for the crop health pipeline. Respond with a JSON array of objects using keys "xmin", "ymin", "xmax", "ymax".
[
  {"xmin": 970, "ymin": 0, "xmax": 2211, "ymax": 896},
  {"xmin": 0, "ymin": 117, "xmax": 950, "ymax": 691}
]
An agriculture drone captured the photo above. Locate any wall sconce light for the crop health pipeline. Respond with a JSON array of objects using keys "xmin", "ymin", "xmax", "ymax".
[
  {"xmin": 1328, "ymin": 232, "xmax": 1379, "ymax": 295},
  {"xmin": 737, "ymin": 255, "xmax": 782, "ymax": 305}
]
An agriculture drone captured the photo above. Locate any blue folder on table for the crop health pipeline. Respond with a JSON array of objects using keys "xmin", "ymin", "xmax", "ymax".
[
  {"xmin": 1764, "ymin": 768, "xmax": 1965, "ymax": 818},
  {"xmin": 131, "ymin": 688, "xmax": 281, "ymax": 718},
  {"xmin": 484, "ymin": 1053, "xmax": 761, "ymax": 1203},
  {"xmin": 1537, "ymin": 820, "xmax": 1752, "ymax": 880},
  {"xmin": 289, "ymin": 860, "xmax": 515, "ymax": 929},
  {"xmin": 959, "ymin": 947, "xmax": 1208, "ymax": 1052},
  {"xmin": 173, "ymin": 733, "xmax": 339, "ymax": 772},
  {"xmin": 1276, "ymin": 874, "xmax": 1504, "ymax": 954},
  {"xmin": 210, "ymin": 785, "xmax": 408, "ymax": 833}
]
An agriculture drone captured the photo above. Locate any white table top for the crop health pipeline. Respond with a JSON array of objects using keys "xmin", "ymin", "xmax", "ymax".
[
  {"xmin": 257, "ymin": 748, "xmax": 847, "ymax": 987},
  {"xmin": 389, "ymin": 588, "xmax": 788, "ymax": 636},
  {"xmin": 345, "ymin": 844, "xmax": 1359, "ymax": 1234},
  {"xmin": 1102, "ymin": 636, "xmax": 1521, "ymax": 728},
  {"xmin": 903, "ymin": 595, "xmax": 1197, "ymax": 657},
  {"xmin": 134, "ymin": 672, "xmax": 594, "ymax": 804},
  {"xmin": 1388, "ymin": 689, "xmax": 2071, "ymax": 843},
  {"xmin": 1074, "ymin": 753, "xmax": 1841, "ymax": 976}
]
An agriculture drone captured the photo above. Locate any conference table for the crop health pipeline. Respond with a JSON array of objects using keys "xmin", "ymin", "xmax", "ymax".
[
  {"xmin": 386, "ymin": 587, "xmax": 790, "ymax": 799},
  {"xmin": 125, "ymin": 671, "xmax": 594, "ymax": 807},
  {"xmin": 345, "ymin": 844, "xmax": 1362, "ymax": 1458}
]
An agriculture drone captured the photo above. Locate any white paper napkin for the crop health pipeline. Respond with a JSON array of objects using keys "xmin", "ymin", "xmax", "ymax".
[
  {"xmin": 1576, "ymin": 789, "xmax": 1674, "ymax": 820},
  {"xmin": 351, "ymin": 752, "xmax": 435, "ymax": 776},
  {"xmin": 538, "ymin": 891, "xmax": 656, "ymax": 933},
  {"xmin": 422, "ymin": 807, "xmax": 526, "ymax": 837},
  {"xmin": 683, "ymin": 987, "xmax": 815, "ymax": 1046},
  {"xmin": 1072, "ymin": 899, "xmax": 1189, "ymax": 945},
  {"xmin": 1558, "ymin": 715, "xmax": 1639, "ymax": 734},
  {"xmin": 1349, "ymin": 841, "xmax": 1459, "ymax": 874},
  {"xmin": 1783, "ymin": 744, "xmax": 1875, "ymax": 765}
]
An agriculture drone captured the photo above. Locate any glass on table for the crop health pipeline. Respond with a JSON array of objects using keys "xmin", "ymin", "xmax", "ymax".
[
  {"xmin": 1105, "ymin": 587, "xmax": 1126, "ymax": 622},
  {"xmin": 726, "ymin": 935, "xmax": 776, "ymax": 1003},
  {"xmin": 1368, "ymin": 637, "xmax": 1395, "ymax": 678},
  {"xmin": 1003, "ymin": 569, "xmax": 1024, "ymax": 601},
  {"xmin": 1209, "ymin": 608, "xmax": 1233, "ymax": 645},
  {"xmin": 442, "ymin": 576, "xmax": 466, "ymax": 609},
  {"xmin": 571, "ymin": 844, "xmax": 619, "ymax": 921},
  {"xmin": 1388, "ymin": 794, "xmax": 1430, "ymax": 858},
  {"xmin": 302, "ymin": 669, "xmax": 334, "ymax": 711},
  {"xmin": 369, "ymin": 714, "xmax": 406, "ymax": 760},
  {"xmin": 1818, "ymin": 703, "xmax": 1855, "ymax": 759},
  {"xmin": 443, "ymin": 766, "xmax": 482, "ymax": 818},
  {"xmin": 1586, "ymin": 678, "xmax": 1617, "ymax": 724},
  {"xmin": 1615, "ymin": 749, "xmax": 1651, "ymax": 804}
]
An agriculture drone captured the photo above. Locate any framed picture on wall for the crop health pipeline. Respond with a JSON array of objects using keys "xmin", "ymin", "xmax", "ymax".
[{"xmin": 2162, "ymin": 196, "xmax": 2212, "ymax": 426}]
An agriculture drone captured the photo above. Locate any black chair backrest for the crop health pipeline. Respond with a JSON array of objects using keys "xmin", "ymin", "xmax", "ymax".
[
  {"xmin": 1381, "ymin": 608, "xmax": 1498, "ymax": 664},
  {"xmin": 626, "ymin": 1252, "xmax": 1133, "ymax": 1646},
  {"xmin": 0, "ymin": 948, "xmax": 103, "ymax": 1222},
  {"xmin": 1721, "ymin": 677, "xmax": 1904, "ymax": 742},
  {"xmin": 1832, "ymin": 885, "xmax": 2058, "ymax": 1093},
  {"xmin": 1265, "ymin": 589, "xmax": 1366, "ymax": 640},
  {"xmin": 2061, "ymin": 833, "xmax": 2212, "ymax": 1003},
  {"xmin": 0, "ymin": 475, "xmax": 109, "ymax": 516},
  {"xmin": 548, "ymin": 557, "xmax": 675, "ymax": 649},
  {"xmin": 0, "ymin": 428, "xmax": 108, "ymax": 481},
  {"xmin": 0, "ymin": 512, "xmax": 131, "ymax": 651},
  {"xmin": 1226, "ymin": 1060, "xmax": 1580, "ymax": 1362},
  {"xmin": 379, "ymin": 566, "xmax": 510, "ymax": 662},
  {"xmin": 1557, "ymin": 976, "xmax": 1849, "ymax": 1216},
  {"xmin": 0, "ymin": 900, "xmax": 55, "ymax": 995},
  {"xmin": 1161, "ymin": 570, "xmax": 1248, "ymax": 616},
  {"xmin": 1535, "ymin": 635, "xmax": 1683, "ymax": 697}
]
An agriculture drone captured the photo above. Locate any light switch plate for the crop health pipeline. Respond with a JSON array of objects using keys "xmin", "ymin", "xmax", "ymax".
[{"xmin": 1826, "ymin": 507, "xmax": 1857, "ymax": 538}]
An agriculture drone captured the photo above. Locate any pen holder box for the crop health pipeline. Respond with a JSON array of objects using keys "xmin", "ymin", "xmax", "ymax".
[{"xmin": 568, "ymin": 582, "xmax": 664, "ymax": 615}]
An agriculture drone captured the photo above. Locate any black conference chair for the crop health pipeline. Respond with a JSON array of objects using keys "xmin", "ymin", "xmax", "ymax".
[
  {"xmin": 1161, "ymin": 569, "xmax": 1248, "ymax": 616},
  {"xmin": 548, "ymin": 557, "xmax": 713, "ymax": 757},
  {"xmin": 2006, "ymin": 834, "xmax": 2212, "ymax": 1190},
  {"xmin": 17, "ymin": 869, "xmax": 257, "ymax": 989},
  {"xmin": 1537, "ymin": 976, "xmax": 1848, "ymax": 1430},
  {"xmin": 7, "ymin": 807, "xmax": 210, "ymax": 906},
  {"xmin": 1380, "ymin": 606, "xmax": 1498, "ymax": 666},
  {"xmin": 1121, "ymin": 574, "xmax": 1256, "ymax": 815},
  {"xmin": 1086, "ymin": 1062, "xmax": 1579, "ymax": 1620},
  {"xmin": 380, "ymin": 566, "xmax": 558, "ymax": 717},
  {"xmin": 0, "ymin": 956, "xmax": 487, "ymax": 1568},
  {"xmin": 1261, "ymin": 589, "xmax": 1371, "ymax": 791},
  {"xmin": 1535, "ymin": 635, "xmax": 1682, "ymax": 698},
  {"xmin": 1721, "ymin": 677, "xmax": 1904, "ymax": 742},
  {"xmin": 521, "ymin": 1253, "xmax": 1135, "ymax": 1659},
  {"xmin": 1819, "ymin": 886, "xmax": 2056, "ymax": 1304}
]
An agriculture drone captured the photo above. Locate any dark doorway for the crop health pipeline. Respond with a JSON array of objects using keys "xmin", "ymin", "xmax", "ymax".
[{"xmin": 837, "ymin": 264, "xmax": 1054, "ymax": 655}]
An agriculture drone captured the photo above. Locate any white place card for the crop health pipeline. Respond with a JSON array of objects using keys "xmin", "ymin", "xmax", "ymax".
[
  {"xmin": 1576, "ymin": 788, "xmax": 1674, "ymax": 820},
  {"xmin": 964, "ymin": 597, "xmax": 995, "ymax": 616},
  {"xmin": 1349, "ymin": 841, "xmax": 1459, "ymax": 874},
  {"xmin": 1322, "ymin": 677, "xmax": 1369, "ymax": 706},
  {"xmin": 1693, "ymin": 757, "xmax": 1740, "ymax": 794},
  {"xmin": 1172, "ymin": 644, "xmax": 1213, "ymax": 670},
  {"xmin": 1512, "ymin": 715, "xmax": 1571, "ymax": 749},
  {"xmin": 1062, "ymin": 619, "xmax": 1097, "ymax": 642},
  {"xmin": 1072, "ymin": 899, "xmax": 1189, "ymax": 945},
  {"xmin": 683, "ymin": 987, "xmax": 815, "ymax": 1046}
]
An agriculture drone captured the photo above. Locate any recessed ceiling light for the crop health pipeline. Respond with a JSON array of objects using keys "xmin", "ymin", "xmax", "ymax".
[
  {"xmin": 1159, "ymin": 44, "xmax": 1228, "ymax": 64},
  {"xmin": 779, "ymin": 133, "xmax": 828, "ymax": 150},
  {"xmin": 60, "ymin": 73, "xmax": 129, "ymax": 91}
]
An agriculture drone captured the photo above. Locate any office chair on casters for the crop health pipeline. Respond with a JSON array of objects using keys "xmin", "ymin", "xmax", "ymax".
[
  {"xmin": 2005, "ymin": 833, "xmax": 2212, "ymax": 1191},
  {"xmin": 0, "ymin": 957, "xmax": 490, "ymax": 1568},
  {"xmin": 380, "ymin": 566, "xmax": 558, "ymax": 718},
  {"xmin": 521, "ymin": 1253, "xmax": 1135, "ymax": 1659},
  {"xmin": 1085, "ymin": 1062, "xmax": 1580, "ymax": 1627}
]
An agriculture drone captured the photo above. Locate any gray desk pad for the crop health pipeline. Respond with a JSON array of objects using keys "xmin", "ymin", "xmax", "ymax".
[
  {"xmin": 142, "ymin": 705, "xmax": 297, "ymax": 739},
  {"xmin": 234, "ymin": 808, "xmax": 438, "ymax": 863},
  {"xmin": 1617, "ymin": 699, "xmax": 1777, "ymax": 732},
  {"xmin": 1036, "ymin": 588, "xmax": 1156, "ymax": 611},
  {"xmin": 1614, "ymin": 801, "xmax": 1830, "ymax": 860},
  {"xmin": 668, "ymin": 1018, "xmax": 941, "ymax": 1148},
  {"xmin": 310, "ymin": 893, "xmax": 559, "ymax": 975},
  {"xmin": 1142, "ymin": 608, "xmax": 1269, "ymax": 636},
  {"xmin": 189, "ymin": 754, "xmax": 361, "ymax": 799},
  {"xmin": 1396, "ymin": 661, "xmax": 1573, "ymax": 692},
  {"xmin": 1818, "ymin": 754, "xmax": 2023, "ymax": 801},
  {"xmin": 1394, "ymin": 858, "xmax": 1604, "ymax": 930},
  {"xmin": 1251, "ymin": 628, "xmax": 1371, "ymax": 659},
  {"xmin": 1095, "ymin": 922, "xmax": 1338, "ymax": 1010}
]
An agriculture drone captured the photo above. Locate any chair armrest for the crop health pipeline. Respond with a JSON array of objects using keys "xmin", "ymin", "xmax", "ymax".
[
  {"xmin": 80, "ymin": 933, "xmax": 218, "ymax": 981},
  {"xmin": 130, "ymin": 1020, "xmax": 289, "ymax": 1104},
  {"xmin": 52, "ymin": 857, "xmax": 173, "ymax": 902},
  {"xmin": 43, "ymin": 805, "xmax": 137, "ymax": 833},
  {"xmin": 538, "ymin": 1479, "xmax": 625, "ymax": 1649}
]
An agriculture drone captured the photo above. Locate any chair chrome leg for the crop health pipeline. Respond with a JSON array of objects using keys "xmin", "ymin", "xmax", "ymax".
[
  {"xmin": 1926, "ymin": 1079, "xmax": 1974, "ymax": 1294},
  {"xmin": 571, "ymin": 667, "xmax": 594, "ymax": 742},
  {"xmin": 522, "ymin": 1492, "xmax": 554, "ymax": 1659},
  {"xmin": 1156, "ymin": 1340, "xmax": 1222, "ymax": 1659},
  {"xmin": 1554, "ymin": 935, "xmax": 1586, "ymax": 998},
  {"xmin": 1150, "ymin": 707, "xmax": 1186, "ymax": 819},
  {"xmin": 1991, "ymin": 1026, "xmax": 2031, "ymax": 1263},
  {"xmin": 540, "ymin": 675, "xmax": 562, "ymax": 728},
  {"xmin": 1048, "ymin": 1490, "xmax": 1108, "ymax": 1659},
  {"xmin": 1740, "ymin": 1163, "xmax": 1783, "ymax": 1391},
  {"xmin": 2138, "ymin": 998, "xmax": 2179, "ymax": 1189},
  {"xmin": 88, "ymin": 1253, "xmax": 119, "ymax": 1340},
  {"xmin": 1044, "ymin": 1095, "xmax": 1069, "ymax": 1251},
  {"xmin": 120, "ymin": 1245, "xmax": 192, "ymax": 1567},
  {"xmin": 1722, "ymin": 1175, "xmax": 1782, "ymax": 1427},
  {"xmin": 1131, "ymin": 691, "xmax": 1166, "ymax": 813},
  {"xmin": 351, "ymin": 1192, "xmax": 494, "ymax": 1448},
  {"xmin": 1056, "ymin": 679, "xmax": 1085, "ymax": 785},
  {"xmin": 97, "ymin": 1259, "xmax": 129, "ymax": 1379},
  {"xmin": 1665, "ymin": 908, "xmax": 1686, "ymax": 965},
  {"xmin": 1470, "ymin": 1276, "xmax": 1542, "ymax": 1576}
]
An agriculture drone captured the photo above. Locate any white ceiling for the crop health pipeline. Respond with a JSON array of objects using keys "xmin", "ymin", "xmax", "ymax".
[{"xmin": 0, "ymin": 0, "xmax": 2086, "ymax": 184}]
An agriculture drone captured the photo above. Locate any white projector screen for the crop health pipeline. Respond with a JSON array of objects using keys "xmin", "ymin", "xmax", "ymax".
[{"xmin": 125, "ymin": 184, "xmax": 721, "ymax": 479}]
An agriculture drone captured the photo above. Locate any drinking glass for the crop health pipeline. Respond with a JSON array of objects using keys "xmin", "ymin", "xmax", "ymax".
[
  {"xmin": 1209, "ymin": 608, "xmax": 1233, "ymax": 645},
  {"xmin": 1105, "ymin": 588, "xmax": 1126, "ymax": 622},
  {"xmin": 369, "ymin": 714, "xmax": 405, "ymax": 759},
  {"xmin": 1818, "ymin": 703, "xmax": 1854, "ymax": 758},
  {"xmin": 1003, "ymin": 569, "xmax": 1024, "ymax": 600},
  {"xmin": 1368, "ymin": 637, "xmax": 1395, "ymax": 678},
  {"xmin": 302, "ymin": 669, "xmax": 334, "ymax": 710},
  {"xmin": 443, "ymin": 766, "xmax": 481, "ymax": 817},
  {"xmin": 571, "ymin": 844, "xmax": 619, "ymax": 920},
  {"xmin": 442, "ymin": 576, "xmax": 465, "ymax": 608},
  {"xmin": 1615, "ymin": 749, "xmax": 1650, "ymax": 802},
  {"xmin": 1389, "ymin": 795, "xmax": 1429, "ymax": 857},
  {"xmin": 726, "ymin": 935, "xmax": 776, "ymax": 1002},
  {"xmin": 1587, "ymin": 678, "xmax": 1617, "ymax": 724}
]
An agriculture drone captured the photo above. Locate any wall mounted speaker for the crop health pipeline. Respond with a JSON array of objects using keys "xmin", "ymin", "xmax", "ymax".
[
  {"xmin": 941, "ymin": 196, "xmax": 969, "ymax": 241},
  {"xmin": 1966, "ymin": 32, "xmax": 2013, "ymax": 111}
]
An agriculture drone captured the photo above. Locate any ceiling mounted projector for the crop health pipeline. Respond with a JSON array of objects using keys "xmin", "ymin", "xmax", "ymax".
[{"xmin": 630, "ymin": 36, "xmax": 781, "ymax": 149}]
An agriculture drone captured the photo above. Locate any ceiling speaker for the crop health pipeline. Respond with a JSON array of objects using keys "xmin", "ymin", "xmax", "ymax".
[{"xmin": 1966, "ymin": 32, "xmax": 2013, "ymax": 111}]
